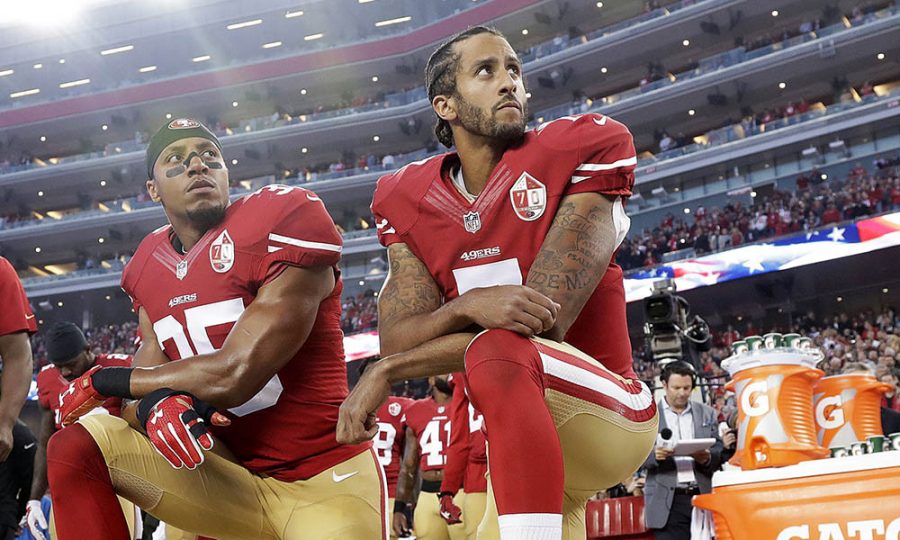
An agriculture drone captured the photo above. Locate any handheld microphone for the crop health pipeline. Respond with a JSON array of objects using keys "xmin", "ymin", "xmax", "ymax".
[{"xmin": 658, "ymin": 428, "xmax": 675, "ymax": 449}]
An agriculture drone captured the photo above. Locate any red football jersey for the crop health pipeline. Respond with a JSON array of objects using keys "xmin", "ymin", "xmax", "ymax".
[
  {"xmin": 121, "ymin": 184, "xmax": 367, "ymax": 481},
  {"xmin": 404, "ymin": 397, "xmax": 453, "ymax": 473},
  {"xmin": 38, "ymin": 354, "xmax": 133, "ymax": 421},
  {"xmin": 0, "ymin": 256, "xmax": 37, "ymax": 336},
  {"xmin": 440, "ymin": 372, "xmax": 488, "ymax": 494},
  {"xmin": 374, "ymin": 395, "xmax": 414, "ymax": 497},
  {"xmin": 372, "ymin": 113, "xmax": 637, "ymax": 378}
]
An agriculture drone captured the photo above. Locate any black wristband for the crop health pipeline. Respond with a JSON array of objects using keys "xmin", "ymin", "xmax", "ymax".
[
  {"xmin": 393, "ymin": 500, "xmax": 409, "ymax": 513},
  {"xmin": 91, "ymin": 367, "xmax": 134, "ymax": 399}
]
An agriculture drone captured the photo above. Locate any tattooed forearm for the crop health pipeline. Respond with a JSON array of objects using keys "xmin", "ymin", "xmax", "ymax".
[
  {"xmin": 526, "ymin": 193, "xmax": 619, "ymax": 339},
  {"xmin": 378, "ymin": 243, "xmax": 442, "ymax": 329}
]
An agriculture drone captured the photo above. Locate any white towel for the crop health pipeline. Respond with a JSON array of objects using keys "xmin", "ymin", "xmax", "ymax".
[{"xmin": 690, "ymin": 504, "xmax": 715, "ymax": 540}]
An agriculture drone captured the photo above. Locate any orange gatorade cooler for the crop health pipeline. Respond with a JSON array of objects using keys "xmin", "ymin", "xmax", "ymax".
[
  {"xmin": 813, "ymin": 373, "xmax": 892, "ymax": 449},
  {"xmin": 693, "ymin": 451, "xmax": 900, "ymax": 540},
  {"xmin": 722, "ymin": 336, "xmax": 828, "ymax": 469}
]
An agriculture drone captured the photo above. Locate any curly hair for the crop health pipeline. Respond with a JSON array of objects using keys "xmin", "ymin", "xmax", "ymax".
[{"xmin": 425, "ymin": 26, "xmax": 504, "ymax": 148}]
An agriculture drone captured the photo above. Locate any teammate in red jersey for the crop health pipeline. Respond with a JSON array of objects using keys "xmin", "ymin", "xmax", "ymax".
[
  {"xmin": 396, "ymin": 376, "xmax": 464, "ymax": 540},
  {"xmin": 438, "ymin": 372, "xmax": 488, "ymax": 540},
  {"xmin": 24, "ymin": 322, "xmax": 138, "ymax": 540},
  {"xmin": 50, "ymin": 119, "xmax": 386, "ymax": 539},
  {"xmin": 0, "ymin": 256, "xmax": 37, "ymax": 539},
  {"xmin": 360, "ymin": 359, "xmax": 416, "ymax": 538},
  {"xmin": 338, "ymin": 27, "xmax": 657, "ymax": 539}
]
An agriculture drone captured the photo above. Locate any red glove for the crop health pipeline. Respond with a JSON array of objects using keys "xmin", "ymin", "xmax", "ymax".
[
  {"xmin": 137, "ymin": 389, "xmax": 230, "ymax": 470},
  {"xmin": 438, "ymin": 492, "xmax": 462, "ymax": 525},
  {"xmin": 56, "ymin": 365, "xmax": 105, "ymax": 428}
]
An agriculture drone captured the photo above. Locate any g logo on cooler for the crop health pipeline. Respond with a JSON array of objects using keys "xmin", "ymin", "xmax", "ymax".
[
  {"xmin": 741, "ymin": 381, "xmax": 769, "ymax": 417},
  {"xmin": 815, "ymin": 395, "xmax": 845, "ymax": 430}
]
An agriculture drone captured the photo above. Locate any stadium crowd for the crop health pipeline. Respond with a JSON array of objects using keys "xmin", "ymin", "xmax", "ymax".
[{"xmin": 616, "ymin": 161, "xmax": 900, "ymax": 271}]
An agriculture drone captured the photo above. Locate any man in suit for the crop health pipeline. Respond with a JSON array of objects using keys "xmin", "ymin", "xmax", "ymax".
[{"xmin": 642, "ymin": 361, "xmax": 723, "ymax": 540}]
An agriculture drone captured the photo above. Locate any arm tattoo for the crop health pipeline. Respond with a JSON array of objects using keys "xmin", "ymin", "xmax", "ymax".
[
  {"xmin": 378, "ymin": 244, "xmax": 442, "ymax": 329},
  {"xmin": 526, "ymin": 195, "xmax": 618, "ymax": 332}
]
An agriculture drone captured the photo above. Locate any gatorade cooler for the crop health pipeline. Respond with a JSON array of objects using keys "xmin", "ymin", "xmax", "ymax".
[
  {"xmin": 693, "ymin": 452, "xmax": 900, "ymax": 540},
  {"xmin": 813, "ymin": 373, "xmax": 892, "ymax": 449},
  {"xmin": 722, "ymin": 338, "xmax": 828, "ymax": 469}
]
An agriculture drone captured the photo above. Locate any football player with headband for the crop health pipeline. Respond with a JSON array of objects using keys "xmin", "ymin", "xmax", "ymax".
[
  {"xmin": 339, "ymin": 27, "xmax": 658, "ymax": 540},
  {"xmin": 50, "ymin": 119, "xmax": 387, "ymax": 539}
]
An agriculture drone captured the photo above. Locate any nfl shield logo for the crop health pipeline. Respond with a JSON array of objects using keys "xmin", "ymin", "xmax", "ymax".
[
  {"xmin": 463, "ymin": 211, "xmax": 482, "ymax": 234},
  {"xmin": 509, "ymin": 172, "xmax": 547, "ymax": 221},
  {"xmin": 210, "ymin": 230, "xmax": 235, "ymax": 273},
  {"xmin": 175, "ymin": 260, "xmax": 188, "ymax": 280}
]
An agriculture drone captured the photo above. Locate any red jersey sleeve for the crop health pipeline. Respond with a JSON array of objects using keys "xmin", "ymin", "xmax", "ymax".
[
  {"xmin": 0, "ymin": 257, "xmax": 37, "ymax": 336},
  {"xmin": 539, "ymin": 113, "xmax": 636, "ymax": 198},
  {"xmin": 371, "ymin": 174, "xmax": 405, "ymax": 248},
  {"xmin": 249, "ymin": 185, "xmax": 343, "ymax": 285},
  {"xmin": 371, "ymin": 156, "xmax": 442, "ymax": 248},
  {"xmin": 440, "ymin": 373, "xmax": 470, "ymax": 495}
]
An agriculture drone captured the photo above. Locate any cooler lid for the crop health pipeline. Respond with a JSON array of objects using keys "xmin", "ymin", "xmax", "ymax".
[
  {"xmin": 721, "ymin": 350, "xmax": 822, "ymax": 376},
  {"xmin": 712, "ymin": 451, "xmax": 900, "ymax": 487}
]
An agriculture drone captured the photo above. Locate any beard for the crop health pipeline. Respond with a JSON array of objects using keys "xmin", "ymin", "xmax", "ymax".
[
  {"xmin": 456, "ymin": 93, "xmax": 527, "ymax": 144},
  {"xmin": 186, "ymin": 203, "xmax": 227, "ymax": 231}
]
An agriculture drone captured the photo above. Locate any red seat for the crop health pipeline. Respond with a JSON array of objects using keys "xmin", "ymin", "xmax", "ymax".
[{"xmin": 585, "ymin": 496, "xmax": 654, "ymax": 539}]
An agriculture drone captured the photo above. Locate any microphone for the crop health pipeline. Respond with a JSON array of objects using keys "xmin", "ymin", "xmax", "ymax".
[{"xmin": 658, "ymin": 428, "xmax": 675, "ymax": 449}]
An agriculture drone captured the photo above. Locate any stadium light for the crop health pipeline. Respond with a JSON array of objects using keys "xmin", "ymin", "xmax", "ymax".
[
  {"xmin": 139, "ymin": 65, "xmax": 157, "ymax": 73},
  {"xmin": 10, "ymin": 88, "xmax": 40, "ymax": 98},
  {"xmin": 263, "ymin": 41, "xmax": 282, "ymax": 49},
  {"xmin": 59, "ymin": 78, "xmax": 90, "ymax": 89},
  {"xmin": 285, "ymin": 9, "xmax": 304, "ymax": 18},
  {"xmin": 0, "ymin": 69, "xmax": 13, "ymax": 77},
  {"xmin": 100, "ymin": 44, "xmax": 134, "ymax": 56},
  {"xmin": 877, "ymin": 53, "xmax": 885, "ymax": 60},
  {"xmin": 40, "ymin": 136, "xmax": 46, "ymax": 142},
  {"xmin": 226, "ymin": 19, "xmax": 262, "ymax": 31},
  {"xmin": 33, "ymin": 63, "xmax": 42, "ymax": 69},
  {"xmin": 0, "ymin": 0, "xmax": 103, "ymax": 28},
  {"xmin": 304, "ymin": 33, "xmax": 324, "ymax": 41},
  {"xmin": 375, "ymin": 16, "xmax": 411, "ymax": 27},
  {"xmin": 192, "ymin": 55, "xmax": 211, "ymax": 62}
]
